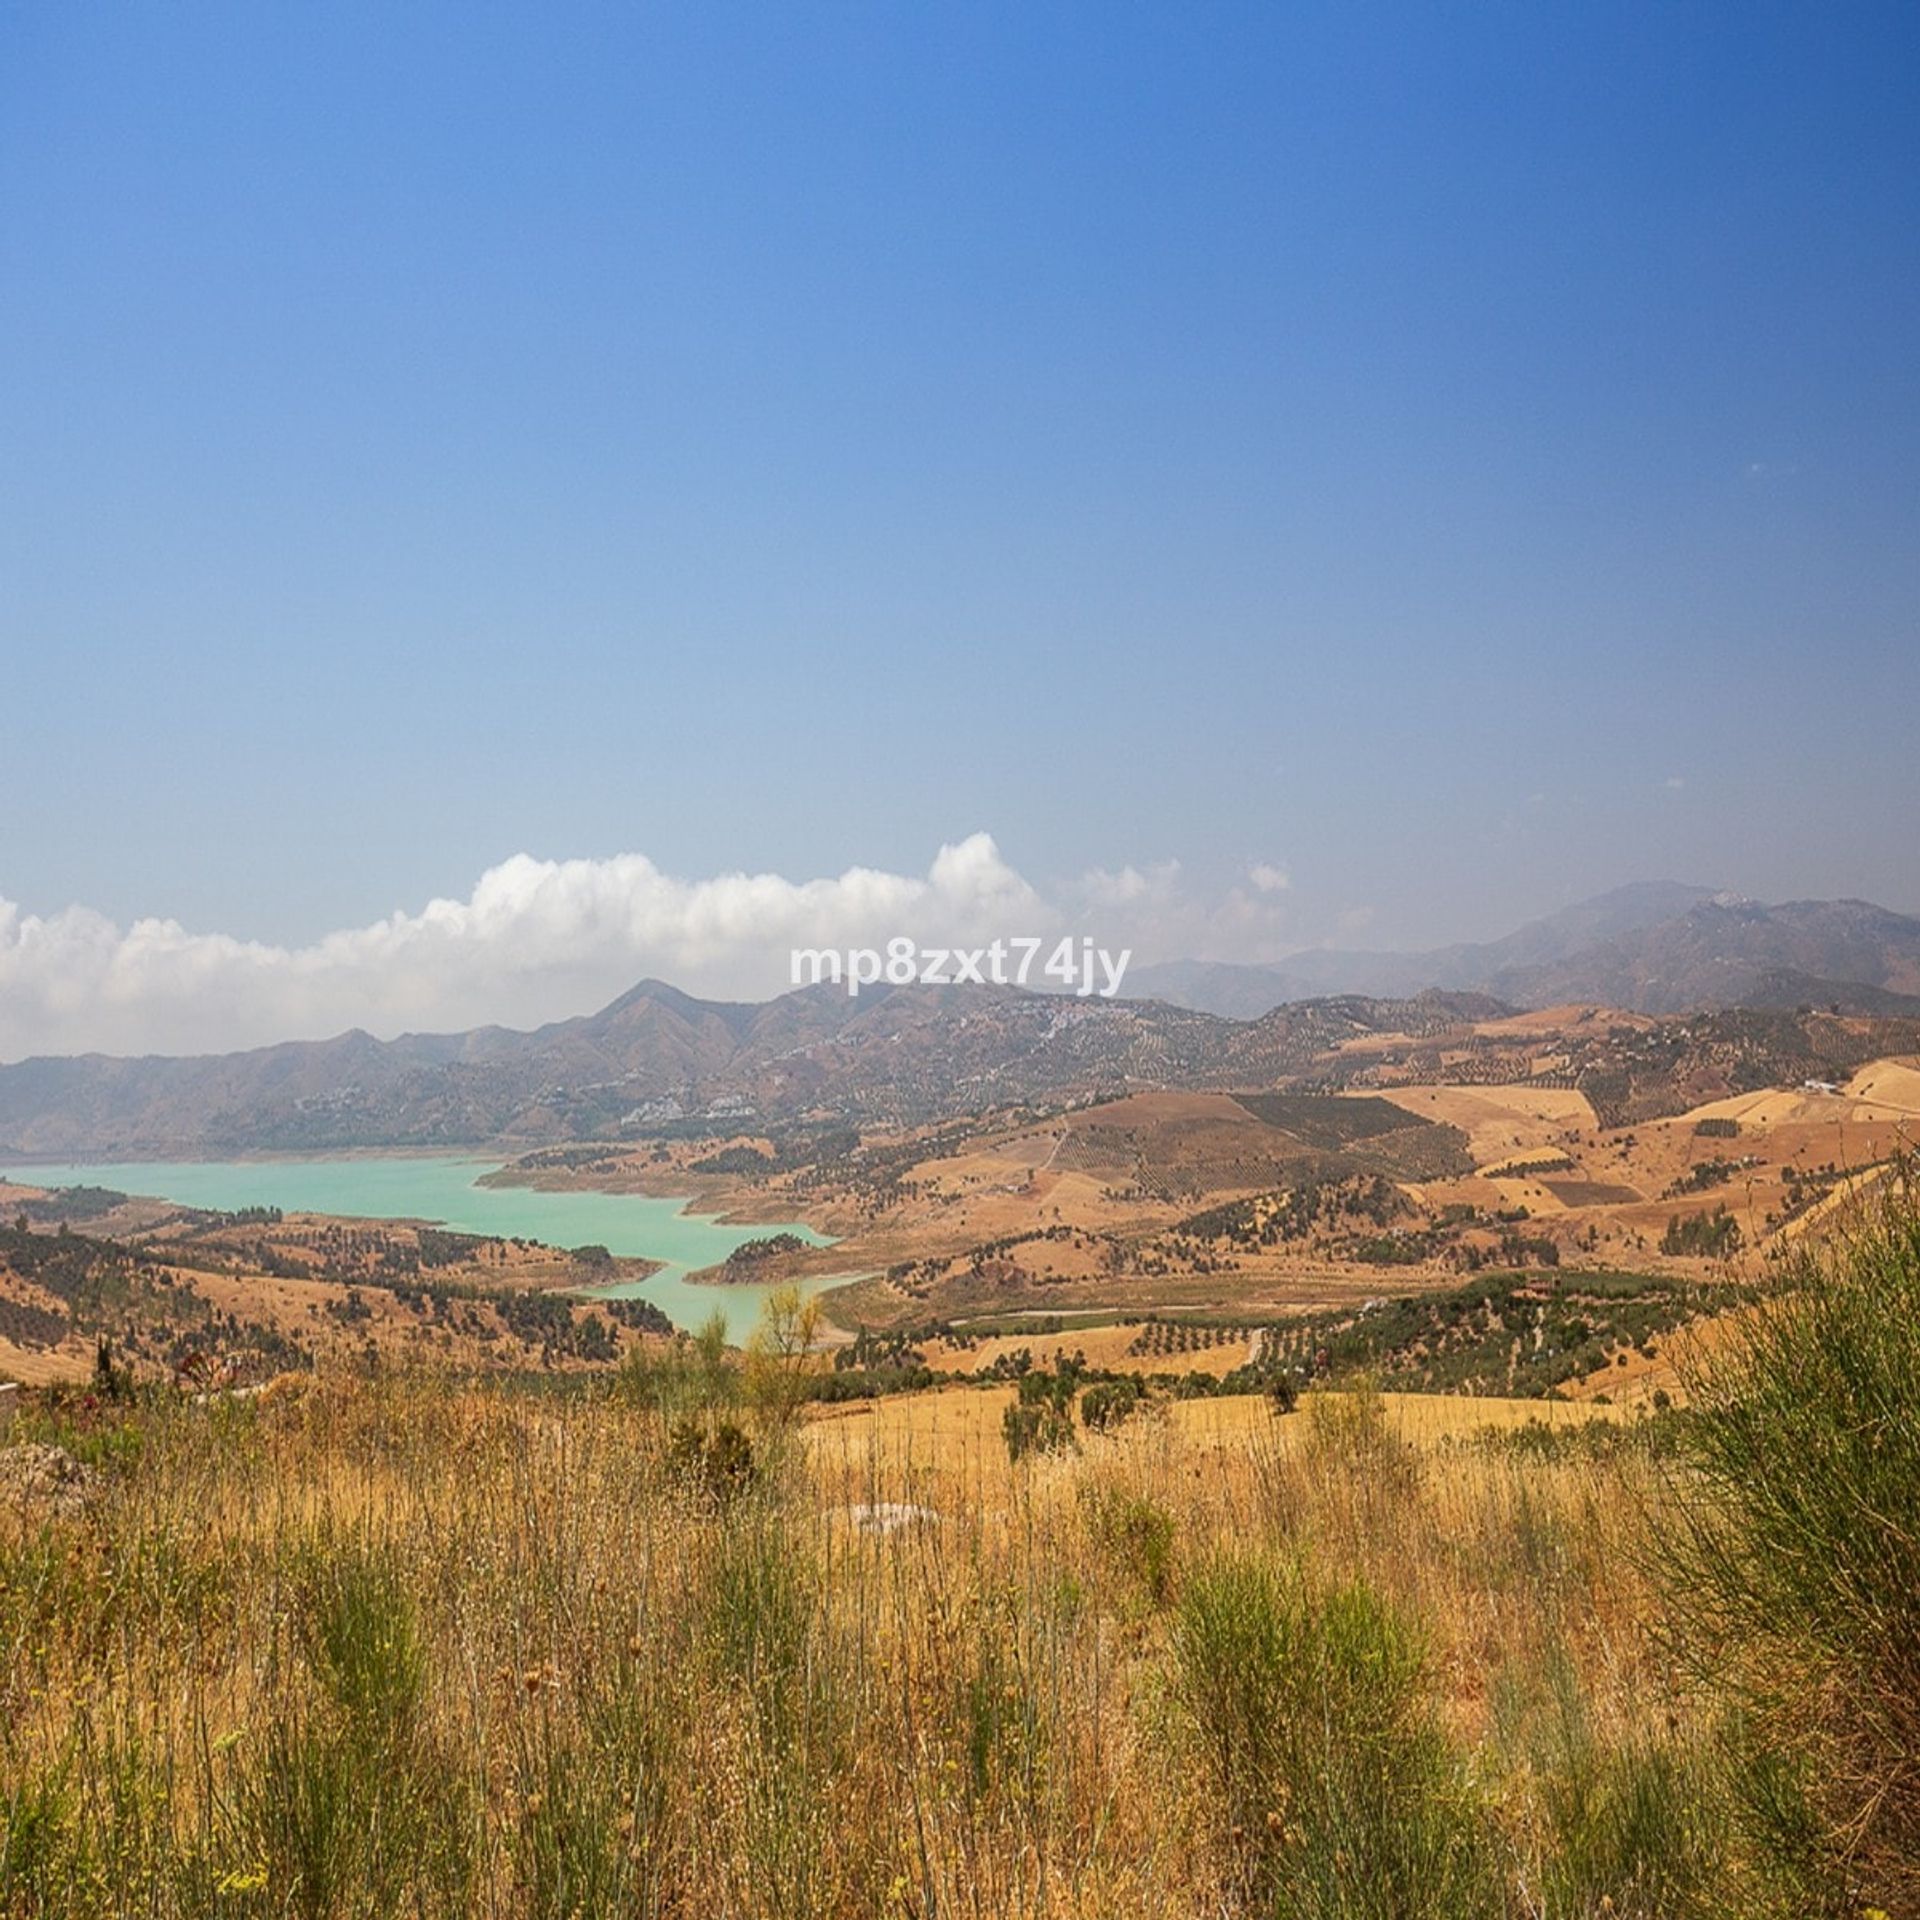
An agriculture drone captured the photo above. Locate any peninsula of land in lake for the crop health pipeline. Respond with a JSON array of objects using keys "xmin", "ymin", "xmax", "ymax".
[{"xmin": 6, "ymin": 1155, "xmax": 838, "ymax": 1340}]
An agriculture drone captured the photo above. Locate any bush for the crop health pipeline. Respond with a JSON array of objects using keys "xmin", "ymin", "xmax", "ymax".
[
  {"xmin": 1503, "ymin": 1644, "xmax": 1731, "ymax": 1919},
  {"xmin": 237, "ymin": 1541, "xmax": 474, "ymax": 1917},
  {"xmin": 1170, "ymin": 1555, "xmax": 1499, "ymax": 1917},
  {"xmin": 1084, "ymin": 1487, "xmax": 1176, "ymax": 1607},
  {"xmin": 1002, "ymin": 1399, "xmax": 1075, "ymax": 1463},
  {"xmin": 1079, "ymin": 1377, "xmax": 1143, "ymax": 1431},
  {"xmin": 618, "ymin": 1312, "xmax": 735, "ymax": 1417},
  {"xmin": 1663, "ymin": 1171, "xmax": 1920, "ymax": 1911},
  {"xmin": 664, "ymin": 1416, "xmax": 757, "ymax": 1506}
]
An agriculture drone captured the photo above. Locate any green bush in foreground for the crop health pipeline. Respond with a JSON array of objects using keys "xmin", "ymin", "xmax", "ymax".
[
  {"xmin": 1171, "ymin": 1556, "xmax": 1500, "ymax": 1919},
  {"xmin": 1501, "ymin": 1641, "xmax": 1731, "ymax": 1920},
  {"xmin": 1666, "ymin": 1168, "xmax": 1920, "ymax": 1913}
]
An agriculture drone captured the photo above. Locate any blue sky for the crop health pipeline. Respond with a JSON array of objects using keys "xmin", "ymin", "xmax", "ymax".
[{"xmin": 2, "ymin": 2, "xmax": 1916, "ymax": 1047}]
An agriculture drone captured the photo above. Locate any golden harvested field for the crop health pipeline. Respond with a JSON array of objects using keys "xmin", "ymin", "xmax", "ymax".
[
  {"xmin": 1370, "ymin": 1084, "xmax": 1599, "ymax": 1163},
  {"xmin": 803, "ymin": 1383, "xmax": 1629, "ymax": 1494},
  {"xmin": 923, "ymin": 1321, "xmax": 1261, "ymax": 1379}
]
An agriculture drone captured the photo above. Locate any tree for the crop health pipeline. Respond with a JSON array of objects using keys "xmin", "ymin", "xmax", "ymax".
[
  {"xmin": 743, "ymin": 1284, "xmax": 824, "ymax": 1428},
  {"xmin": 1080, "ymin": 1378, "xmax": 1144, "ymax": 1431}
]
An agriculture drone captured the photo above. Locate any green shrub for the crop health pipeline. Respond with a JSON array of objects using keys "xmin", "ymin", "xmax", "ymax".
[
  {"xmin": 1079, "ymin": 1377, "xmax": 1143, "ymax": 1431},
  {"xmin": 237, "ymin": 1541, "xmax": 473, "ymax": 1919},
  {"xmin": 300, "ymin": 1543, "xmax": 426, "ymax": 1733},
  {"xmin": 665, "ymin": 1416, "xmax": 757, "ymax": 1506},
  {"xmin": 511, "ymin": 1658, "xmax": 679, "ymax": 1920},
  {"xmin": 0, "ymin": 1764, "xmax": 81, "ymax": 1907},
  {"xmin": 1002, "ymin": 1399, "xmax": 1076, "ymax": 1462},
  {"xmin": 619, "ymin": 1311, "xmax": 737, "ymax": 1417},
  {"xmin": 1503, "ymin": 1644, "xmax": 1730, "ymax": 1919},
  {"xmin": 1170, "ymin": 1555, "xmax": 1498, "ymax": 1918},
  {"xmin": 699, "ymin": 1510, "xmax": 838, "ymax": 1914},
  {"xmin": 1663, "ymin": 1171, "xmax": 1920, "ymax": 1911},
  {"xmin": 1084, "ymin": 1487, "xmax": 1176, "ymax": 1607}
]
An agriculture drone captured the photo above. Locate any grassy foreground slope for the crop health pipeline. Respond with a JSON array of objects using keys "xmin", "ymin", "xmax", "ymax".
[{"xmin": 1, "ymin": 1182, "xmax": 1916, "ymax": 1917}]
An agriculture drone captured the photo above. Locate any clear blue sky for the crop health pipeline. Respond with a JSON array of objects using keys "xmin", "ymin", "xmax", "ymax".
[{"xmin": 4, "ymin": 1, "xmax": 1917, "ymax": 957}]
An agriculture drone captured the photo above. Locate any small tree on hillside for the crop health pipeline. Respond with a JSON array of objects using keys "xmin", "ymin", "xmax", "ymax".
[{"xmin": 743, "ymin": 1283, "xmax": 824, "ymax": 1429}]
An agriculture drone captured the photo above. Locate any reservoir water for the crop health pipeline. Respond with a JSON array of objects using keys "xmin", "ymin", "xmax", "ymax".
[{"xmin": 8, "ymin": 1156, "xmax": 840, "ymax": 1336}]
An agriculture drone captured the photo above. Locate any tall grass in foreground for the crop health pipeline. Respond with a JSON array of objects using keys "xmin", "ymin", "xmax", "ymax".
[{"xmin": 4, "ymin": 1184, "xmax": 1917, "ymax": 1917}]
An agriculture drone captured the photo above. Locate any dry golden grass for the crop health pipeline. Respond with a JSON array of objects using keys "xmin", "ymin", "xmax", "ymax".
[
  {"xmin": 922, "ymin": 1322, "xmax": 1256, "ymax": 1379},
  {"xmin": 806, "ymin": 1382, "xmax": 1623, "ymax": 1474},
  {"xmin": 0, "ymin": 1369, "xmax": 1699, "ymax": 1918}
]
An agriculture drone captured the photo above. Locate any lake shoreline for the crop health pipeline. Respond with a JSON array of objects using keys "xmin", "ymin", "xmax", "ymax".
[{"xmin": 10, "ymin": 1154, "xmax": 842, "ymax": 1337}]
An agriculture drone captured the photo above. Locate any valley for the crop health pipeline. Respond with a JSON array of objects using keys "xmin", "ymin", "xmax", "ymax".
[{"xmin": 8, "ymin": 980, "xmax": 1912, "ymax": 1410}]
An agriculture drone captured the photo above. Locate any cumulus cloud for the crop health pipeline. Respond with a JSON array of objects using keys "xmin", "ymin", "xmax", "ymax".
[
  {"xmin": 0, "ymin": 833, "xmax": 1367, "ymax": 1059},
  {"xmin": 0, "ymin": 834, "xmax": 1076, "ymax": 1061},
  {"xmin": 1075, "ymin": 860, "xmax": 1180, "ymax": 909}
]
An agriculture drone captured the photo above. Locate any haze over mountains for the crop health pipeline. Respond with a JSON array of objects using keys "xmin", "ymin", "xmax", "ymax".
[
  {"xmin": 1131, "ymin": 886, "xmax": 1920, "ymax": 1019},
  {"xmin": 2, "ymin": 885, "xmax": 1917, "ymax": 1157}
]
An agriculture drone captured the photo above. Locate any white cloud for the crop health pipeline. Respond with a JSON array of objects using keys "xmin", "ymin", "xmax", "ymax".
[
  {"xmin": 0, "ymin": 834, "xmax": 1072, "ymax": 1061},
  {"xmin": 1073, "ymin": 861, "xmax": 1302, "ymax": 970},
  {"xmin": 1075, "ymin": 860, "xmax": 1180, "ymax": 909},
  {"xmin": 0, "ymin": 835, "xmax": 1377, "ymax": 1059}
]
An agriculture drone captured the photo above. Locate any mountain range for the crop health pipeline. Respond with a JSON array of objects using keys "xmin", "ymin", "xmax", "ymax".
[
  {"xmin": 1127, "ymin": 886, "xmax": 1920, "ymax": 1019},
  {"xmin": 2, "ymin": 886, "xmax": 1916, "ymax": 1158},
  {"xmin": 0, "ymin": 982, "xmax": 1499, "ymax": 1158}
]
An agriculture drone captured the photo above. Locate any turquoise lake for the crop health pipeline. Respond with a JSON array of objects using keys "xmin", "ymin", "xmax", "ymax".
[{"xmin": 8, "ymin": 1156, "xmax": 842, "ymax": 1337}]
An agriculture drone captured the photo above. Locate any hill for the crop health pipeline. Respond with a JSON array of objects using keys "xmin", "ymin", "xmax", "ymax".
[
  {"xmin": 1130, "ymin": 887, "xmax": 1920, "ymax": 1017},
  {"xmin": 4, "ymin": 971, "xmax": 1918, "ymax": 1160},
  {"xmin": 0, "ymin": 986, "xmax": 1505, "ymax": 1157},
  {"xmin": 0, "ymin": 1196, "xmax": 671, "ymax": 1386}
]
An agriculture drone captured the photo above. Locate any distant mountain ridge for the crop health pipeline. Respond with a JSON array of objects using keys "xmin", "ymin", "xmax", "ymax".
[
  {"xmin": 0, "ymin": 982, "xmax": 1500, "ymax": 1158},
  {"xmin": 4, "ymin": 886, "xmax": 1917, "ymax": 1157},
  {"xmin": 1129, "ymin": 887, "xmax": 1920, "ymax": 1019}
]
